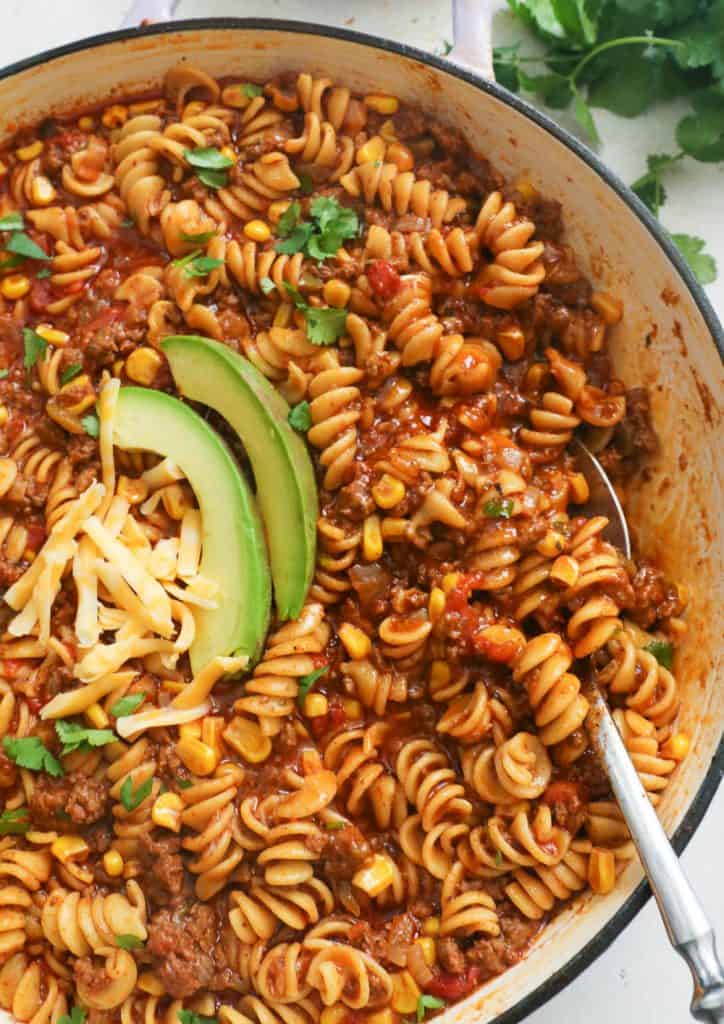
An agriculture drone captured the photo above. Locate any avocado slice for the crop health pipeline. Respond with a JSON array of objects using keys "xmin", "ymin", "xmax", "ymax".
[
  {"xmin": 162, "ymin": 335, "xmax": 317, "ymax": 621},
  {"xmin": 113, "ymin": 387, "xmax": 271, "ymax": 670}
]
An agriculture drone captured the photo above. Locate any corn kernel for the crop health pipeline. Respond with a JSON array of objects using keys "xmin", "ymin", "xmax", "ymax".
[
  {"xmin": 29, "ymin": 175, "xmax": 57, "ymax": 208},
  {"xmin": 176, "ymin": 736, "xmax": 218, "ymax": 776},
  {"xmin": 151, "ymin": 792, "xmax": 184, "ymax": 832},
  {"xmin": 244, "ymin": 219, "xmax": 271, "ymax": 242},
  {"xmin": 0, "ymin": 407, "xmax": 8, "ymax": 427},
  {"xmin": 379, "ymin": 119, "xmax": 397, "ymax": 141},
  {"xmin": 429, "ymin": 661, "xmax": 450, "ymax": 692},
  {"xmin": 323, "ymin": 279, "xmax": 351, "ymax": 308},
  {"xmin": 126, "ymin": 346, "xmax": 163, "ymax": 386},
  {"xmin": 428, "ymin": 587, "xmax": 446, "ymax": 623},
  {"xmin": 304, "ymin": 693, "xmax": 329, "ymax": 718},
  {"xmin": 103, "ymin": 849, "xmax": 124, "ymax": 877},
  {"xmin": 386, "ymin": 142, "xmax": 414, "ymax": 172},
  {"xmin": 416, "ymin": 936, "xmax": 437, "ymax": 965},
  {"xmin": 591, "ymin": 291, "xmax": 623, "ymax": 326},
  {"xmin": 16, "ymin": 140, "xmax": 43, "ymax": 162},
  {"xmin": 423, "ymin": 915, "xmax": 440, "ymax": 936},
  {"xmin": 51, "ymin": 835, "xmax": 89, "ymax": 864},
  {"xmin": 101, "ymin": 104, "xmax": 128, "ymax": 128},
  {"xmin": 391, "ymin": 970, "xmax": 421, "ymax": 1014},
  {"xmin": 372, "ymin": 473, "xmax": 405, "ymax": 509},
  {"xmin": 77, "ymin": 116, "xmax": 95, "ymax": 131},
  {"xmin": 356, "ymin": 136, "xmax": 386, "ymax": 165},
  {"xmin": 221, "ymin": 84, "xmax": 250, "ymax": 109},
  {"xmin": 588, "ymin": 848, "xmax": 616, "ymax": 894},
  {"xmin": 113, "ymin": 358, "xmax": 125, "ymax": 377},
  {"xmin": 537, "ymin": 530, "xmax": 567, "ymax": 558},
  {"xmin": 137, "ymin": 972, "xmax": 165, "ymax": 996},
  {"xmin": 116, "ymin": 475, "xmax": 149, "ymax": 505},
  {"xmin": 320, "ymin": 1007, "xmax": 347, "ymax": 1024},
  {"xmin": 380, "ymin": 517, "xmax": 408, "ymax": 542},
  {"xmin": 338, "ymin": 623, "xmax": 371, "ymax": 660},
  {"xmin": 362, "ymin": 514, "xmax": 383, "ymax": 562},
  {"xmin": 661, "ymin": 732, "xmax": 690, "ymax": 761},
  {"xmin": 179, "ymin": 721, "xmax": 202, "ymax": 740},
  {"xmin": 85, "ymin": 703, "xmax": 109, "ymax": 729},
  {"xmin": 367, "ymin": 1010, "xmax": 394, "ymax": 1024},
  {"xmin": 1, "ymin": 275, "xmax": 30, "ymax": 300},
  {"xmin": 223, "ymin": 715, "xmax": 272, "ymax": 764},
  {"xmin": 220, "ymin": 145, "xmax": 238, "ymax": 165},
  {"xmin": 496, "ymin": 324, "xmax": 526, "ymax": 361},
  {"xmin": 442, "ymin": 573, "xmax": 460, "ymax": 593},
  {"xmin": 268, "ymin": 199, "xmax": 291, "ymax": 224},
  {"xmin": 35, "ymin": 324, "xmax": 70, "ymax": 347},
  {"xmin": 353, "ymin": 853, "xmax": 394, "ymax": 896},
  {"xmin": 342, "ymin": 698, "xmax": 363, "ymax": 719},
  {"xmin": 550, "ymin": 554, "xmax": 579, "ymax": 588},
  {"xmin": 514, "ymin": 179, "xmax": 538, "ymax": 202},
  {"xmin": 365, "ymin": 94, "xmax": 399, "ymax": 115},
  {"xmin": 568, "ymin": 472, "xmax": 590, "ymax": 504}
]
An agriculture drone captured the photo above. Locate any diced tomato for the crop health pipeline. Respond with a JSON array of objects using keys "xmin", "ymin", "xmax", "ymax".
[
  {"xmin": 426, "ymin": 966, "xmax": 482, "ymax": 1001},
  {"xmin": 543, "ymin": 780, "xmax": 587, "ymax": 807},
  {"xmin": 29, "ymin": 279, "xmax": 53, "ymax": 314},
  {"xmin": 24, "ymin": 523, "xmax": 47, "ymax": 552},
  {"xmin": 1, "ymin": 660, "xmax": 25, "ymax": 679},
  {"xmin": 308, "ymin": 696, "xmax": 346, "ymax": 740},
  {"xmin": 367, "ymin": 259, "xmax": 401, "ymax": 301}
]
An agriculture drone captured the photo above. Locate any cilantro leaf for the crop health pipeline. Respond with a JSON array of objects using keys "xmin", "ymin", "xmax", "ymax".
[
  {"xmin": 276, "ymin": 197, "xmax": 358, "ymax": 260},
  {"xmin": 181, "ymin": 255, "xmax": 224, "ymax": 279},
  {"xmin": 22, "ymin": 327, "xmax": 47, "ymax": 371},
  {"xmin": 260, "ymin": 276, "xmax": 276, "ymax": 295},
  {"xmin": 3, "ymin": 735, "xmax": 63, "ymax": 777},
  {"xmin": 180, "ymin": 230, "xmax": 217, "ymax": 244},
  {"xmin": 196, "ymin": 168, "xmax": 229, "ymax": 190},
  {"xmin": 111, "ymin": 693, "xmax": 145, "ymax": 718},
  {"xmin": 243, "ymin": 83, "xmax": 264, "ymax": 98},
  {"xmin": 178, "ymin": 1011, "xmax": 218, "ymax": 1024},
  {"xmin": 277, "ymin": 201, "xmax": 302, "ymax": 237},
  {"xmin": 630, "ymin": 152, "xmax": 683, "ymax": 216},
  {"xmin": 57, "ymin": 1007, "xmax": 86, "ymax": 1024},
  {"xmin": 288, "ymin": 400, "xmax": 311, "ymax": 431},
  {"xmin": 0, "ymin": 212, "xmax": 24, "ymax": 231},
  {"xmin": 671, "ymin": 233, "xmax": 717, "ymax": 285},
  {"xmin": 572, "ymin": 89, "xmax": 599, "ymax": 142},
  {"xmin": 59, "ymin": 364, "xmax": 83, "ymax": 387},
  {"xmin": 81, "ymin": 413, "xmax": 100, "ymax": 438},
  {"xmin": 304, "ymin": 306, "xmax": 348, "ymax": 345},
  {"xmin": 55, "ymin": 720, "xmax": 116, "ymax": 756},
  {"xmin": 0, "ymin": 808, "xmax": 30, "ymax": 835},
  {"xmin": 184, "ymin": 147, "xmax": 234, "ymax": 171},
  {"xmin": 493, "ymin": 44, "xmax": 522, "ymax": 92},
  {"xmin": 115, "ymin": 933, "xmax": 144, "ymax": 950},
  {"xmin": 417, "ymin": 995, "xmax": 446, "ymax": 1022},
  {"xmin": 644, "ymin": 639, "xmax": 674, "ymax": 670},
  {"xmin": 297, "ymin": 666, "xmax": 327, "ymax": 705},
  {"xmin": 676, "ymin": 91, "xmax": 724, "ymax": 162},
  {"xmin": 6, "ymin": 232, "xmax": 49, "ymax": 261},
  {"xmin": 120, "ymin": 775, "xmax": 154, "ymax": 811},
  {"xmin": 483, "ymin": 498, "xmax": 514, "ymax": 519},
  {"xmin": 276, "ymin": 223, "xmax": 314, "ymax": 255},
  {"xmin": 297, "ymin": 172, "xmax": 314, "ymax": 195},
  {"xmin": 324, "ymin": 819, "xmax": 346, "ymax": 830},
  {"xmin": 176, "ymin": 776, "xmax": 193, "ymax": 789},
  {"xmin": 0, "ymin": 369, "xmax": 8, "ymax": 379}
]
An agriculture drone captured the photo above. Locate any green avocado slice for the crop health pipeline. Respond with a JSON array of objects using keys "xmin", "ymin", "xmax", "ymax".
[
  {"xmin": 162, "ymin": 335, "xmax": 317, "ymax": 621},
  {"xmin": 113, "ymin": 386, "xmax": 271, "ymax": 671}
]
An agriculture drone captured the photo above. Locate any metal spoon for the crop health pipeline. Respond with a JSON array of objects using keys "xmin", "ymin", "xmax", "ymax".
[{"xmin": 574, "ymin": 440, "xmax": 724, "ymax": 1022}]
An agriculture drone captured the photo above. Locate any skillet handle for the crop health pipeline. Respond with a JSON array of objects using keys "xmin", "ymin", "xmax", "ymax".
[
  {"xmin": 449, "ymin": 0, "xmax": 495, "ymax": 80},
  {"xmin": 121, "ymin": 0, "xmax": 179, "ymax": 27}
]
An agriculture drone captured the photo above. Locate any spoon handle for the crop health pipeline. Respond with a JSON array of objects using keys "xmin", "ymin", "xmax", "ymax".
[{"xmin": 588, "ymin": 688, "xmax": 724, "ymax": 1021}]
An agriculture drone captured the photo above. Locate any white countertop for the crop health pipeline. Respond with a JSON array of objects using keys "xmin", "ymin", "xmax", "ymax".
[{"xmin": 4, "ymin": 2, "xmax": 724, "ymax": 1022}]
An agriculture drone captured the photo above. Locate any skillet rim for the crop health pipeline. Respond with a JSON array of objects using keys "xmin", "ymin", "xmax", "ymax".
[{"xmin": 0, "ymin": 17, "xmax": 722, "ymax": 1024}]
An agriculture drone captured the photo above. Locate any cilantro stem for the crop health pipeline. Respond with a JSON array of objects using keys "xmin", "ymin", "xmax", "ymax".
[{"xmin": 569, "ymin": 36, "xmax": 685, "ymax": 85}]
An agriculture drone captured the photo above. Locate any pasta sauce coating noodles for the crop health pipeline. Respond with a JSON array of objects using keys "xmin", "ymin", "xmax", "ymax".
[{"xmin": 0, "ymin": 65, "xmax": 689, "ymax": 1024}]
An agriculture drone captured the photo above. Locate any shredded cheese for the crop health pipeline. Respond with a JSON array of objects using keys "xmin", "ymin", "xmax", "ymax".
[
  {"xmin": 74, "ymin": 536, "xmax": 99, "ymax": 648},
  {"xmin": 172, "ymin": 654, "xmax": 248, "ymax": 710},
  {"xmin": 41, "ymin": 670, "xmax": 137, "ymax": 719},
  {"xmin": 97, "ymin": 376, "xmax": 120, "ymax": 520},
  {"xmin": 177, "ymin": 509, "xmax": 202, "ymax": 579},
  {"xmin": 116, "ymin": 700, "xmax": 210, "ymax": 739},
  {"xmin": 141, "ymin": 457, "xmax": 184, "ymax": 491},
  {"xmin": 76, "ymin": 636, "xmax": 177, "ymax": 682}
]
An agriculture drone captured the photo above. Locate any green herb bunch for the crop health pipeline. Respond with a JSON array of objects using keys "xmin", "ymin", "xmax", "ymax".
[{"xmin": 495, "ymin": 0, "xmax": 723, "ymax": 282}]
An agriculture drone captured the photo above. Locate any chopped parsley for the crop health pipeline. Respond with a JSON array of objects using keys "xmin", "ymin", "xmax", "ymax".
[
  {"xmin": 297, "ymin": 666, "xmax": 327, "ymax": 706},
  {"xmin": 184, "ymin": 147, "xmax": 234, "ymax": 190},
  {"xmin": 180, "ymin": 230, "xmax": 217, "ymax": 244},
  {"xmin": 284, "ymin": 284, "xmax": 348, "ymax": 346},
  {"xmin": 173, "ymin": 249, "xmax": 224, "ymax": 279},
  {"xmin": 178, "ymin": 1011, "xmax": 218, "ymax": 1024},
  {"xmin": 22, "ymin": 327, "xmax": 47, "ymax": 372},
  {"xmin": 2, "ymin": 735, "xmax": 63, "ymax": 777},
  {"xmin": 417, "ymin": 995, "xmax": 446, "ymax": 1022},
  {"xmin": 645, "ymin": 639, "xmax": 674, "ymax": 671},
  {"xmin": 243, "ymin": 83, "xmax": 264, "ymax": 98},
  {"xmin": 297, "ymin": 172, "xmax": 314, "ymax": 195},
  {"xmin": 483, "ymin": 498, "xmax": 514, "ymax": 519},
  {"xmin": 0, "ymin": 808, "xmax": 30, "ymax": 836},
  {"xmin": 6, "ymin": 232, "xmax": 49, "ymax": 261},
  {"xmin": 57, "ymin": 1007, "xmax": 86, "ymax": 1024},
  {"xmin": 115, "ymin": 933, "xmax": 145, "ymax": 950},
  {"xmin": 111, "ymin": 693, "xmax": 145, "ymax": 718},
  {"xmin": 288, "ymin": 400, "xmax": 311, "ymax": 432},
  {"xmin": 276, "ymin": 196, "xmax": 359, "ymax": 262},
  {"xmin": 81, "ymin": 412, "xmax": 100, "ymax": 438},
  {"xmin": 55, "ymin": 720, "xmax": 116, "ymax": 756},
  {"xmin": 59, "ymin": 364, "xmax": 83, "ymax": 387},
  {"xmin": 0, "ymin": 212, "xmax": 24, "ymax": 231},
  {"xmin": 120, "ymin": 775, "xmax": 154, "ymax": 812}
]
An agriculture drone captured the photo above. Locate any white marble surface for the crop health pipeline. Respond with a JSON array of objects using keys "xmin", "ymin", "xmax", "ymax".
[{"xmin": 3, "ymin": 2, "xmax": 723, "ymax": 1022}]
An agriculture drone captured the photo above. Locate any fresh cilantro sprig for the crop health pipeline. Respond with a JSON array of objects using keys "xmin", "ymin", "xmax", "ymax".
[
  {"xmin": 645, "ymin": 639, "xmax": 674, "ymax": 671},
  {"xmin": 178, "ymin": 1010, "xmax": 218, "ymax": 1024},
  {"xmin": 120, "ymin": 775, "xmax": 154, "ymax": 811},
  {"xmin": 284, "ymin": 283, "xmax": 348, "ymax": 345},
  {"xmin": 184, "ymin": 147, "xmax": 234, "ymax": 190},
  {"xmin": 173, "ymin": 249, "xmax": 224, "ymax": 279},
  {"xmin": 288, "ymin": 400, "xmax": 311, "ymax": 431},
  {"xmin": 57, "ymin": 1007, "xmax": 86, "ymax": 1024},
  {"xmin": 55, "ymin": 720, "xmax": 116, "ymax": 757},
  {"xmin": 297, "ymin": 666, "xmax": 327, "ymax": 706},
  {"xmin": 111, "ymin": 693, "xmax": 145, "ymax": 718},
  {"xmin": 81, "ymin": 413, "xmax": 100, "ymax": 439},
  {"xmin": 670, "ymin": 234, "xmax": 717, "ymax": 286},
  {"xmin": 276, "ymin": 197, "xmax": 359, "ymax": 262},
  {"xmin": 115, "ymin": 933, "xmax": 145, "ymax": 950},
  {"xmin": 483, "ymin": 498, "xmax": 514, "ymax": 519},
  {"xmin": 60, "ymin": 364, "xmax": 83, "ymax": 387},
  {"xmin": 0, "ymin": 808, "xmax": 30, "ymax": 835},
  {"xmin": 0, "ymin": 212, "xmax": 50, "ymax": 262},
  {"xmin": 417, "ymin": 995, "xmax": 446, "ymax": 1022},
  {"xmin": 23, "ymin": 328, "xmax": 47, "ymax": 373},
  {"xmin": 2, "ymin": 735, "xmax": 63, "ymax": 777}
]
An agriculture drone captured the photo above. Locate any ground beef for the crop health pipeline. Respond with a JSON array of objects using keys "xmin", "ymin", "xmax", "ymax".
[
  {"xmin": 317, "ymin": 824, "xmax": 371, "ymax": 881},
  {"xmin": 466, "ymin": 910, "xmax": 540, "ymax": 981},
  {"xmin": 147, "ymin": 903, "xmax": 216, "ymax": 998},
  {"xmin": 438, "ymin": 937, "xmax": 466, "ymax": 974},
  {"xmin": 567, "ymin": 749, "xmax": 611, "ymax": 800},
  {"xmin": 74, "ymin": 956, "xmax": 112, "ymax": 998},
  {"xmin": 628, "ymin": 560, "xmax": 683, "ymax": 628},
  {"xmin": 138, "ymin": 832, "xmax": 186, "ymax": 906},
  {"xmin": 614, "ymin": 387, "xmax": 659, "ymax": 468},
  {"xmin": 0, "ymin": 750, "xmax": 17, "ymax": 788},
  {"xmin": 28, "ymin": 772, "xmax": 109, "ymax": 829},
  {"xmin": 336, "ymin": 473, "xmax": 375, "ymax": 520}
]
